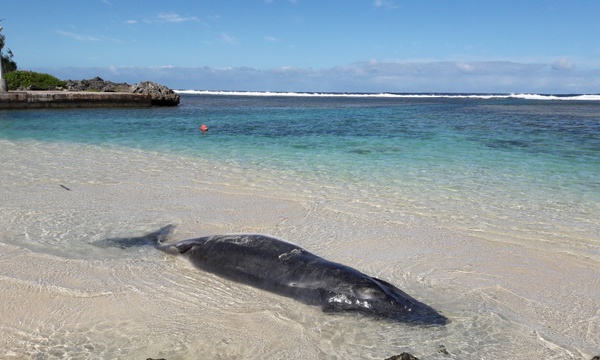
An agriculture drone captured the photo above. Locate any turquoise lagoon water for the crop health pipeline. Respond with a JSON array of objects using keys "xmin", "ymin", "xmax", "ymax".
[
  {"xmin": 2, "ymin": 93, "xmax": 599, "ymax": 254},
  {"xmin": 1, "ymin": 92, "xmax": 599, "ymax": 359}
]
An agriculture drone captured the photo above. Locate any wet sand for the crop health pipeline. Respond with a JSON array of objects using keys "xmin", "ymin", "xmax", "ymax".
[{"xmin": 1, "ymin": 139, "xmax": 599, "ymax": 359}]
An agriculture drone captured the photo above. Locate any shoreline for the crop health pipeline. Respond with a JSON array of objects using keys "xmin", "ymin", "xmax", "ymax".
[
  {"xmin": 0, "ymin": 139, "xmax": 599, "ymax": 358},
  {"xmin": 0, "ymin": 90, "xmax": 153, "ymax": 109},
  {"xmin": 1, "ymin": 88, "xmax": 599, "ymax": 358}
]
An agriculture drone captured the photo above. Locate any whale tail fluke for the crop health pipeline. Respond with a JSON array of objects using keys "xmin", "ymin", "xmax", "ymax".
[{"xmin": 93, "ymin": 224, "xmax": 176, "ymax": 249}]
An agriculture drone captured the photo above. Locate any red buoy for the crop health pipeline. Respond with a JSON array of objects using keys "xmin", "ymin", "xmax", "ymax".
[{"xmin": 200, "ymin": 124, "xmax": 208, "ymax": 132}]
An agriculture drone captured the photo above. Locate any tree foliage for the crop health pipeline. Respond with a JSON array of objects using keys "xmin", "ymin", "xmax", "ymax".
[
  {"xmin": 5, "ymin": 70, "xmax": 66, "ymax": 90},
  {"xmin": 0, "ymin": 32, "xmax": 18, "ymax": 74}
]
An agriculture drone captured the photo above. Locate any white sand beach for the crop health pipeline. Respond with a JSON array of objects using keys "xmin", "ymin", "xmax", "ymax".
[{"xmin": 1, "ymin": 139, "xmax": 599, "ymax": 359}]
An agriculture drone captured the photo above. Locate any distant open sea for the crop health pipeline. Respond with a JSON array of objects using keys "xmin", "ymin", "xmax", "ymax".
[{"xmin": 1, "ymin": 91, "xmax": 599, "ymax": 359}]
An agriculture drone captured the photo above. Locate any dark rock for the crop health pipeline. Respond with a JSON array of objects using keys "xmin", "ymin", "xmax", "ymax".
[
  {"xmin": 63, "ymin": 77, "xmax": 179, "ymax": 106},
  {"xmin": 131, "ymin": 81, "xmax": 180, "ymax": 106},
  {"xmin": 438, "ymin": 344, "xmax": 450, "ymax": 355},
  {"xmin": 591, "ymin": 355, "xmax": 600, "ymax": 360},
  {"xmin": 64, "ymin": 77, "xmax": 131, "ymax": 93},
  {"xmin": 384, "ymin": 353, "xmax": 419, "ymax": 360},
  {"xmin": 26, "ymin": 84, "xmax": 43, "ymax": 91}
]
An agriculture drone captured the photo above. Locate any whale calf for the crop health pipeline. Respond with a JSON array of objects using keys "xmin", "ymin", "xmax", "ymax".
[{"xmin": 102, "ymin": 225, "xmax": 447, "ymax": 325}]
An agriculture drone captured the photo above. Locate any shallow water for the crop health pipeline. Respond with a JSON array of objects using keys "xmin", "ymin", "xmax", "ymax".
[{"xmin": 0, "ymin": 94, "xmax": 599, "ymax": 359}]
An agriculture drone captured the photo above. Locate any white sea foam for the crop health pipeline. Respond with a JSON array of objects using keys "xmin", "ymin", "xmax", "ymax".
[
  {"xmin": 175, "ymin": 89, "xmax": 600, "ymax": 101},
  {"xmin": 509, "ymin": 93, "xmax": 600, "ymax": 101}
]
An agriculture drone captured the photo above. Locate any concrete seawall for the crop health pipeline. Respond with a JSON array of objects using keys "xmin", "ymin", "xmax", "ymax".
[{"xmin": 0, "ymin": 91, "xmax": 153, "ymax": 109}]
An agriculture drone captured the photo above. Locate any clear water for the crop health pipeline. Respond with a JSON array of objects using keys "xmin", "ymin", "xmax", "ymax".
[
  {"xmin": 3, "ymin": 95, "xmax": 598, "ymax": 253},
  {"xmin": 1, "ymin": 94, "xmax": 599, "ymax": 359}
]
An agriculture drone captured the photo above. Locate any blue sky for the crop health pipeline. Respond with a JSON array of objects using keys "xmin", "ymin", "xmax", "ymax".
[{"xmin": 2, "ymin": 0, "xmax": 600, "ymax": 93}]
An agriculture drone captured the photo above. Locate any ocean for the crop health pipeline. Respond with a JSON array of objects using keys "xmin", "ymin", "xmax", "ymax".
[{"xmin": 0, "ymin": 92, "xmax": 599, "ymax": 359}]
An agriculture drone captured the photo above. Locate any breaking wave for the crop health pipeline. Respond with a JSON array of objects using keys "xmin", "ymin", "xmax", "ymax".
[{"xmin": 175, "ymin": 90, "xmax": 600, "ymax": 101}]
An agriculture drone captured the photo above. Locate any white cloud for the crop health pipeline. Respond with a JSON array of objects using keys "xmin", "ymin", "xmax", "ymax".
[
  {"xmin": 35, "ymin": 60, "xmax": 600, "ymax": 94},
  {"xmin": 131, "ymin": 12, "xmax": 199, "ymax": 24},
  {"xmin": 456, "ymin": 62, "xmax": 476, "ymax": 73},
  {"xmin": 220, "ymin": 32, "xmax": 238, "ymax": 45},
  {"xmin": 552, "ymin": 58, "xmax": 574, "ymax": 71},
  {"xmin": 374, "ymin": 0, "xmax": 397, "ymax": 9},
  {"xmin": 56, "ymin": 30, "xmax": 101, "ymax": 42},
  {"xmin": 155, "ymin": 12, "xmax": 198, "ymax": 23}
]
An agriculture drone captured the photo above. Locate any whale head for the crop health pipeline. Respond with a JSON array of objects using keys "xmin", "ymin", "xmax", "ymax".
[{"xmin": 324, "ymin": 275, "xmax": 448, "ymax": 325}]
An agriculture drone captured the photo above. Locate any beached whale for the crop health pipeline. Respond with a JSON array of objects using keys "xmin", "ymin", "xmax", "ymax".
[{"xmin": 100, "ymin": 225, "xmax": 447, "ymax": 325}]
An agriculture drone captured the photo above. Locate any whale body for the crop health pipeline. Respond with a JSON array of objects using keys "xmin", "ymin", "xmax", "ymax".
[{"xmin": 102, "ymin": 225, "xmax": 447, "ymax": 325}]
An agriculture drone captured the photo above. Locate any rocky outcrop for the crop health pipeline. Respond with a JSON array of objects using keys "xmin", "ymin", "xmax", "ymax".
[
  {"xmin": 131, "ymin": 81, "xmax": 180, "ymax": 106},
  {"xmin": 64, "ymin": 77, "xmax": 130, "ymax": 93},
  {"xmin": 63, "ymin": 77, "xmax": 179, "ymax": 106}
]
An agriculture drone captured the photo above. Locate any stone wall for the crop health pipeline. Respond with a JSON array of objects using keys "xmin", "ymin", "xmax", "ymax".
[
  {"xmin": 1, "ymin": 77, "xmax": 180, "ymax": 109},
  {"xmin": 0, "ymin": 91, "xmax": 152, "ymax": 109}
]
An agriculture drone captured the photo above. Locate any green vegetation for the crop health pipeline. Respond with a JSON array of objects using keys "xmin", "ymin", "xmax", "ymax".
[
  {"xmin": 1, "ymin": 52, "xmax": 17, "ymax": 74},
  {"xmin": 1, "ymin": 31, "xmax": 18, "ymax": 74},
  {"xmin": 5, "ymin": 70, "xmax": 66, "ymax": 90}
]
